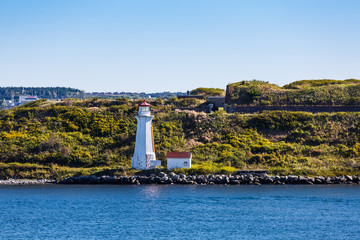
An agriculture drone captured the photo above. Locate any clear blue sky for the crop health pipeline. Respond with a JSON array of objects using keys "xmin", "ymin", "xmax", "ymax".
[{"xmin": 0, "ymin": 0, "xmax": 359, "ymax": 92}]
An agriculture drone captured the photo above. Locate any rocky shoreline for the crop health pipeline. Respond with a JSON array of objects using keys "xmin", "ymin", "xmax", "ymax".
[
  {"xmin": 58, "ymin": 173, "xmax": 360, "ymax": 185},
  {"xmin": 0, "ymin": 179, "xmax": 56, "ymax": 185},
  {"xmin": 1, "ymin": 173, "xmax": 359, "ymax": 185}
]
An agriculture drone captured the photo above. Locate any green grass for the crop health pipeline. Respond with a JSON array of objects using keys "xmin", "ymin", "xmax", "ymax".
[
  {"xmin": 226, "ymin": 79, "xmax": 360, "ymax": 106},
  {"xmin": 1, "ymin": 92, "xmax": 360, "ymax": 179}
]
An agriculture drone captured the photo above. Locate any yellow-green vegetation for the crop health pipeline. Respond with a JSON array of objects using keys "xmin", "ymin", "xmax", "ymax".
[
  {"xmin": 190, "ymin": 87, "xmax": 225, "ymax": 96},
  {"xmin": 283, "ymin": 79, "xmax": 360, "ymax": 89},
  {"xmin": 0, "ymin": 91, "xmax": 360, "ymax": 179},
  {"xmin": 226, "ymin": 79, "xmax": 360, "ymax": 105}
]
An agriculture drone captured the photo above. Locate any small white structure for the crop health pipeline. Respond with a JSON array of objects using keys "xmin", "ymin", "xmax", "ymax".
[
  {"xmin": 132, "ymin": 100, "xmax": 158, "ymax": 170},
  {"xmin": 150, "ymin": 160, "xmax": 161, "ymax": 169},
  {"xmin": 167, "ymin": 152, "xmax": 192, "ymax": 170},
  {"xmin": 19, "ymin": 95, "xmax": 39, "ymax": 105}
]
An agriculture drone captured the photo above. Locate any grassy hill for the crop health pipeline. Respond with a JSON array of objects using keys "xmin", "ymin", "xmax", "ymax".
[
  {"xmin": 226, "ymin": 79, "xmax": 360, "ymax": 106},
  {"xmin": 0, "ymin": 96, "xmax": 359, "ymax": 179}
]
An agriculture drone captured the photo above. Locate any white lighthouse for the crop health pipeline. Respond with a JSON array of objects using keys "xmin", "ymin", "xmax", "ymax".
[{"xmin": 131, "ymin": 100, "xmax": 157, "ymax": 170}]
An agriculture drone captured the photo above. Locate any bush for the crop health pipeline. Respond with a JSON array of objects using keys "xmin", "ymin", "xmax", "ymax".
[
  {"xmin": 226, "ymin": 79, "xmax": 360, "ymax": 106},
  {"xmin": 190, "ymin": 87, "xmax": 225, "ymax": 96}
]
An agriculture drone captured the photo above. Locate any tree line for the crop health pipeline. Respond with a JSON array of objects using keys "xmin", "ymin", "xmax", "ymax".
[{"xmin": 0, "ymin": 87, "xmax": 85, "ymax": 100}]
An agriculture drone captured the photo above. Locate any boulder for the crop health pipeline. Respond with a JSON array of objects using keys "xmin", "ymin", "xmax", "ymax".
[
  {"xmin": 259, "ymin": 173, "xmax": 268, "ymax": 178},
  {"xmin": 288, "ymin": 175, "xmax": 299, "ymax": 184},
  {"xmin": 314, "ymin": 177, "xmax": 325, "ymax": 184},
  {"xmin": 339, "ymin": 176, "xmax": 347, "ymax": 183},
  {"xmin": 159, "ymin": 172, "xmax": 167, "ymax": 178},
  {"xmin": 171, "ymin": 175, "xmax": 179, "ymax": 181},
  {"xmin": 179, "ymin": 174, "xmax": 186, "ymax": 179},
  {"xmin": 353, "ymin": 176, "xmax": 360, "ymax": 184},
  {"xmin": 345, "ymin": 175, "xmax": 353, "ymax": 182},
  {"xmin": 230, "ymin": 180, "xmax": 240, "ymax": 185}
]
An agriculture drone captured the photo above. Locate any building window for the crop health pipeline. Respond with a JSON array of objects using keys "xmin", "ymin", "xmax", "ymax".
[{"xmin": 184, "ymin": 162, "xmax": 188, "ymax": 166}]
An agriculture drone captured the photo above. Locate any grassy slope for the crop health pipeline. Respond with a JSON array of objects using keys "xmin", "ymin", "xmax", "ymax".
[
  {"xmin": 0, "ymin": 91, "xmax": 360, "ymax": 179},
  {"xmin": 226, "ymin": 79, "xmax": 360, "ymax": 106}
]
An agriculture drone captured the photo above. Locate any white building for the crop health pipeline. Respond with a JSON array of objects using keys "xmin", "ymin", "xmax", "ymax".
[
  {"xmin": 167, "ymin": 152, "xmax": 192, "ymax": 170},
  {"xmin": 19, "ymin": 95, "xmax": 39, "ymax": 105},
  {"xmin": 132, "ymin": 100, "xmax": 159, "ymax": 170}
]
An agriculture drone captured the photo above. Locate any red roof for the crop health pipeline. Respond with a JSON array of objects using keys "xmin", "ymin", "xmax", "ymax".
[
  {"xmin": 166, "ymin": 152, "xmax": 192, "ymax": 158},
  {"xmin": 139, "ymin": 100, "xmax": 151, "ymax": 107}
]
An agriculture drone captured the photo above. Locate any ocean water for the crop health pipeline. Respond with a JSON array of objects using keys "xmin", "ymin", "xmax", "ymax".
[{"xmin": 0, "ymin": 185, "xmax": 359, "ymax": 240}]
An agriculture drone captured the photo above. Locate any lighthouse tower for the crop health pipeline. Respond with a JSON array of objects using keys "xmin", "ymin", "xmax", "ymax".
[{"xmin": 132, "ymin": 100, "xmax": 156, "ymax": 169}]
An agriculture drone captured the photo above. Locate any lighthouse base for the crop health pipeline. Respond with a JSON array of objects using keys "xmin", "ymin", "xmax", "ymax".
[{"xmin": 131, "ymin": 152, "xmax": 156, "ymax": 170}]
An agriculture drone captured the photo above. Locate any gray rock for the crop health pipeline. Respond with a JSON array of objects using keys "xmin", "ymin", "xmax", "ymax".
[
  {"xmin": 259, "ymin": 173, "xmax": 268, "ymax": 179},
  {"xmin": 345, "ymin": 175, "xmax": 353, "ymax": 181},
  {"xmin": 353, "ymin": 176, "xmax": 360, "ymax": 183},
  {"xmin": 179, "ymin": 174, "xmax": 186, "ymax": 179},
  {"xmin": 339, "ymin": 176, "xmax": 347, "ymax": 183},
  {"xmin": 171, "ymin": 175, "xmax": 179, "ymax": 181},
  {"xmin": 54, "ymin": 173, "xmax": 360, "ymax": 185},
  {"xmin": 314, "ymin": 177, "xmax": 325, "ymax": 184},
  {"xmin": 280, "ymin": 176, "xmax": 287, "ymax": 183},
  {"xmin": 230, "ymin": 180, "xmax": 240, "ymax": 185}
]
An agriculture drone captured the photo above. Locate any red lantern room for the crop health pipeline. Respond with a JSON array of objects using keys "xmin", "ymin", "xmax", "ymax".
[{"xmin": 139, "ymin": 100, "xmax": 151, "ymax": 112}]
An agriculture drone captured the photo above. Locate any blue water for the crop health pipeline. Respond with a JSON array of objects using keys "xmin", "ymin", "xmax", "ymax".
[{"xmin": 0, "ymin": 185, "xmax": 359, "ymax": 240}]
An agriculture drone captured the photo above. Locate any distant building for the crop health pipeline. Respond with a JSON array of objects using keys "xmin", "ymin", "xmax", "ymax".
[
  {"xmin": 167, "ymin": 152, "xmax": 192, "ymax": 170},
  {"xmin": 19, "ymin": 95, "xmax": 39, "ymax": 105},
  {"xmin": 206, "ymin": 96, "xmax": 225, "ymax": 108},
  {"xmin": 4, "ymin": 100, "xmax": 15, "ymax": 109},
  {"xmin": 1, "ymin": 97, "xmax": 16, "ymax": 109}
]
